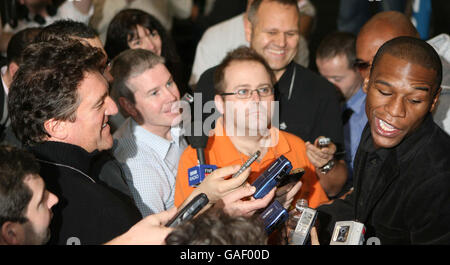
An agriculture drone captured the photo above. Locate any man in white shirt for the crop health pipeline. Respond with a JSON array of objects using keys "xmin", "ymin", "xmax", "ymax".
[
  {"xmin": 110, "ymin": 48, "xmax": 188, "ymax": 217},
  {"xmin": 1, "ymin": 0, "xmax": 93, "ymax": 54},
  {"xmin": 189, "ymin": 0, "xmax": 309, "ymax": 85},
  {"xmin": 3, "ymin": 0, "xmax": 93, "ymax": 33}
]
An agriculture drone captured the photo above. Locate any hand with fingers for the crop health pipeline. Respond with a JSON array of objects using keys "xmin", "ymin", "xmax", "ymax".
[
  {"xmin": 105, "ymin": 207, "xmax": 177, "ymax": 245},
  {"xmin": 275, "ymin": 180, "xmax": 303, "ymax": 209},
  {"xmin": 305, "ymin": 136, "xmax": 336, "ymax": 169},
  {"xmin": 215, "ymin": 184, "xmax": 276, "ymax": 217},
  {"xmin": 181, "ymin": 164, "xmax": 252, "ymax": 209}
]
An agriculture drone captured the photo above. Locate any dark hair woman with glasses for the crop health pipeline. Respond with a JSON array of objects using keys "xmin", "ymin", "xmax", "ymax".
[{"xmin": 104, "ymin": 8, "xmax": 189, "ymax": 96}]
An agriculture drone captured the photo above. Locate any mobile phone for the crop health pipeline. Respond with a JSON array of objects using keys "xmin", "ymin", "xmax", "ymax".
[
  {"xmin": 231, "ymin": 150, "xmax": 261, "ymax": 178},
  {"xmin": 166, "ymin": 193, "xmax": 209, "ymax": 228},
  {"xmin": 277, "ymin": 168, "xmax": 305, "ymax": 188}
]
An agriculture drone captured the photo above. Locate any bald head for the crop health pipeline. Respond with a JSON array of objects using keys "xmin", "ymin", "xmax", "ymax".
[{"xmin": 356, "ymin": 11, "xmax": 419, "ymax": 79}]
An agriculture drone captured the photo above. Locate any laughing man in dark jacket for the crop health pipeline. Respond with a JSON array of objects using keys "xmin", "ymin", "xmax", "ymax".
[{"xmin": 317, "ymin": 37, "xmax": 450, "ymax": 245}]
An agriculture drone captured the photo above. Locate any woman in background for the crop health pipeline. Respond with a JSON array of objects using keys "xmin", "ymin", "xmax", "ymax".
[{"xmin": 104, "ymin": 8, "xmax": 189, "ymax": 96}]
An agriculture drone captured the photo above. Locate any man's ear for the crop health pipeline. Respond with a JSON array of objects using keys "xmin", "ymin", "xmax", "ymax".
[
  {"xmin": 244, "ymin": 16, "xmax": 253, "ymax": 43},
  {"xmin": 118, "ymin": 97, "xmax": 137, "ymax": 118},
  {"xmin": 430, "ymin": 86, "xmax": 442, "ymax": 113},
  {"xmin": 362, "ymin": 77, "xmax": 370, "ymax": 94},
  {"xmin": 214, "ymin": 95, "xmax": 225, "ymax": 115},
  {"xmin": 1, "ymin": 222, "xmax": 22, "ymax": 245},
  {"xmin": 43, "ymin": 118, "xmax": 68, "ymax": 140},
  {"xmin": 8, "ymin": 62, "xmax": 19, "ymax": 77}
]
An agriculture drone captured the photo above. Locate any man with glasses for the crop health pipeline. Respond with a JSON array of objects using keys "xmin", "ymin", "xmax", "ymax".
[
  {"xmin": 175, "ymin": 46, "xmax": 334, "ymax": 210},
  {"xmin": 194, "ymin": 0, "xmax": 348, "ymax": 199}
]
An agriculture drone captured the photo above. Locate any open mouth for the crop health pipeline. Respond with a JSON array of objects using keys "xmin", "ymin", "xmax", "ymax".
[
  {"xmin": 267, "ymin": 49, "xmax": 286, "ymax": 56},
  {"xmin": 375, "ymin": 117, "xmax": 401, "ymax": 137}
]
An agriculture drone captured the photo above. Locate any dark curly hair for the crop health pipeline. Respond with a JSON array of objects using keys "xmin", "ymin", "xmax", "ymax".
[
  {"xmin": 0, "ymin": 145, "xmax": 40, "ymax": 227},
  {"xmin": 104, "ymin": 9, "xmax": 179, "ymax": 63},
  {"xmin": 104, "ymin": 9, "xmax": 189, "ymax": 96},
  {"xmin": 8, "ymin": 39, "xmax": 106, "ymax": 147},
  {"xmin": 34, "ymin": 19, "xmax": 99, "ymax": 43},
  {"xmin": 165, "ymin": 208, "xmax": 267, "ymax": 245}
]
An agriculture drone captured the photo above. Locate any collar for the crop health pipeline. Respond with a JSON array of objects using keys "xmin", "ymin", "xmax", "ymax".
[
  {"xmin": 131, "ymin": 118, "xmax": 184, "ymax": 159},
  {"xmin": 396, "ymin": 113, "xmax": 436, "ymax": 162},
  {"xmin": 1, "ymin": 66, "xmax": 9, "ymax": 95},
  {"xmin": 211, "ymin": 117, "xmax": 291, "ymax": 165},
  {"xmin": 346, "ymin": 86, "xmax": 366, "ymax": 113},
  {"xmin": 28, "ymin": 141, "xmax": 94, "ymax": 176},
  {"xmin": 275, "ymin": 61, "xmax": 296, "ymax": 97}
]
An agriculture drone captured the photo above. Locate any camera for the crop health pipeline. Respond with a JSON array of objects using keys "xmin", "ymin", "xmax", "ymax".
[
  {"xmin": 251, "ymin": 155, "xmax": 293, "ymax": 199},
  {"xmin": 259, "ymin": 200, "xmax": 289, "ymax": 234},
  {"xmin": 330, "ymin": 221, "xmax": 365, "ymax": 245}
]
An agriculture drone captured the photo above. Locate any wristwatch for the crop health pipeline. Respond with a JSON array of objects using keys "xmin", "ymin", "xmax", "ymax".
[{"xmin": 319, "ymin": 159, "xmax": 335, "ymax": 174}]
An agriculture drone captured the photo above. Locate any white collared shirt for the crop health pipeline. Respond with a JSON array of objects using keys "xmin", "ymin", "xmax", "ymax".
[
  {"xmin": 1, "ymin": 66, "xmax": 10, "ymax": 128},
  {"xmin": 1, "ymin": 66, "xmax": 9, "ymax": 95},
  {"xmin": 113, "ymin": 118, "xmax": 187, "ymax": 217}
]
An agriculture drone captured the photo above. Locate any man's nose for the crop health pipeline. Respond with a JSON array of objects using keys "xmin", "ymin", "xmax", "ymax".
[
  {"xmin": 105, "ymin": 96, "xmax": 118, "ymax": 116},
  {"xmin": 274, "ymin": 33, "xmax": 287, "ymax": 48},
  {"xmin": 48, "ymin": 192, "xmax": 59, "ymax": 208},
  {"xmin": 249, "ymin": 90, "xmax": 262, "ymax": 101},
  {"xmin": 385, "ymin": 95, "xmax": 406, "ymax": 118}
]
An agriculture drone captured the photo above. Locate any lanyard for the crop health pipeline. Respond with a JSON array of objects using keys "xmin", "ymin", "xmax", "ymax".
[{"xmin": 288, "ymin": 67, "xmax": 296, "ymax": 101}]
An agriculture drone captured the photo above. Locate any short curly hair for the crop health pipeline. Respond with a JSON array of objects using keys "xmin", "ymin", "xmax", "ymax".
[
  {"xmin": 8, "ymin": 39, "xmax": 106, "ymax": 147},
  {"xmin": 165, "ymin": 208, "xmax": 267, "ymax": 245},
  {"xmin": 0, "ymin": 145, "xmax": 40, "ymax": 227}
]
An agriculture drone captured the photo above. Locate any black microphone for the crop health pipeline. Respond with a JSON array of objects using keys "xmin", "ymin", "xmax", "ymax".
[{"xmin": 187, "ymin": 133, "xmax": 208, "ymax": 165}]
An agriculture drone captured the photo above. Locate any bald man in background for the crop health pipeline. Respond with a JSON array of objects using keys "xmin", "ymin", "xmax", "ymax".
[{"xmin": 354, "ymin": 11, "xmax": 419, "ymax": 81}]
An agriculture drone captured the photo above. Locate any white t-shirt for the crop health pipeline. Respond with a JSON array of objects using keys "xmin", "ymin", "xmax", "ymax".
[{"xmin": 4, "ymin": 1, "xmax": 94, "ymax": 33}]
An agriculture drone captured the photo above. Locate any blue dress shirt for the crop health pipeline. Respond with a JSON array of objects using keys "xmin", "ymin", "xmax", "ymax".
[
  {"xmin": 113, "ymin": 118, "xmax": 187, "ymax": 217},
  {"xmin": 344, "ymin": 87, "xmax": 367, "ymax": 181}
]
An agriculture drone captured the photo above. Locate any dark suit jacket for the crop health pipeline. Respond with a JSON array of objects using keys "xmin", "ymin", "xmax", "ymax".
[
  {"xmin": 317, "ymin": 114, "xmax": 450, "ymax": 244},
  {"xmin": 29, "ymin": 141, "xmax": 142, "ymax": 245}
]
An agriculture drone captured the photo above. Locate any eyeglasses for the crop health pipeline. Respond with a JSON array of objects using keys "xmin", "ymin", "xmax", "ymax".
[
  {"xmin": 220, "ymin": 87, "xmax": 274, "ymax": 99},
  {"xmin": 353, "ymin": 59, "xmax": 371, "ymax": 70}
]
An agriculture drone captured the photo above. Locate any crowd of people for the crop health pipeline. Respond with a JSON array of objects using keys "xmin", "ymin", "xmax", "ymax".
[{"xmin": 0, "ymin": 0, "xmax": 449, "ymax": 245}]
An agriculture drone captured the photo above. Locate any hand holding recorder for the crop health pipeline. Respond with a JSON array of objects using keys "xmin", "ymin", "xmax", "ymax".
[
  {"xmin": 184, "ymin": 164, "xmax": 252, "ymax": 209},
  {"xmin": 305, "ymin": 136, "xmax": 336, "ymax": 169},
  {"xmin": 216, "ymin": 183, "xmax": 276, "ymax": 217}
]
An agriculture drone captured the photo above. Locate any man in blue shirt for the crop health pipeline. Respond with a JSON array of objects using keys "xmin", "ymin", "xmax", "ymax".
[
  {"xmin": 316, "ymin": 32, "xmax": 366, "ymax": 187},
  {"xmin": 110, "ymin": 49, "xmax": 188, "ymax": 217}
]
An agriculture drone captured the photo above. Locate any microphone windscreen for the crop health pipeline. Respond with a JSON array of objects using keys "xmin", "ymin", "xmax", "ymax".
[{"xmin": 186, "ymin": 134, "xmax": 209, "ymax": 149}]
